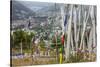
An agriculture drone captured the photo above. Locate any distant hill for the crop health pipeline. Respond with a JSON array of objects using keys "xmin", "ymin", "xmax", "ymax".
[
  {"xmin": 36, "ymin": 4, "xmax": 61, "ymax": 16},
  {"xmin": 11, "ymin": 1, "xmax": 36, "ymax": 20}
]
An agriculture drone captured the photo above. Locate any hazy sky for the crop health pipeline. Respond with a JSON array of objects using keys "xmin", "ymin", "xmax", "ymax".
[{"xmin": 17, "ymin": 0, "xmax": 55, "ymax": 12}]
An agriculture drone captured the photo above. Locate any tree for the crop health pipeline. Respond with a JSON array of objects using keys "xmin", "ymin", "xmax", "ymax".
[{"xmin": 11, "ymin": 29, "xmax": 35, "ymax": 54}]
